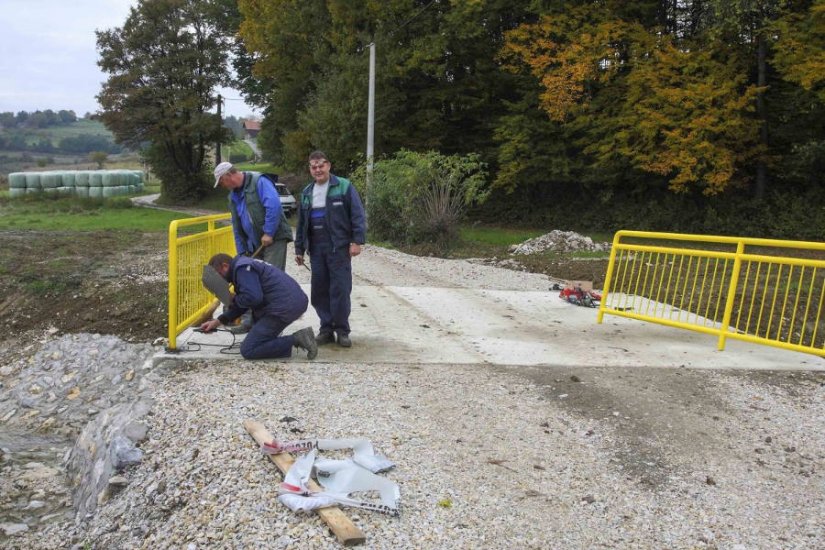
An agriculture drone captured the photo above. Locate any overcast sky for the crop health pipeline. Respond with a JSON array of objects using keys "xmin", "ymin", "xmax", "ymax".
[{"xmin": 0, "ymin": 0, "xmax": 254, "ymax": 118}]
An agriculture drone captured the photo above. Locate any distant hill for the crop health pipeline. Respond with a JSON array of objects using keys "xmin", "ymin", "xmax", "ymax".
[
  {"xmin": 0, "ymin": 118, "xmax": 122, "ymax": 154},
  {"xmin": 0, "ymin": 117, "xmax": 135, "ymax": 177}
]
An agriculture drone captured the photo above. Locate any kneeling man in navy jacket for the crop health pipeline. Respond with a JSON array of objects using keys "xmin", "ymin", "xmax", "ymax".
[{"xmin": 200, "ymin": 253, "xmax": 317, "ymax": 360}]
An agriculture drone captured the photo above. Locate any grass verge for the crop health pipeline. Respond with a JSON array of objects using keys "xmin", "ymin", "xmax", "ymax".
[{"xmin": 0, "ymin": 194, "xmax": 189, "ymax": 231}]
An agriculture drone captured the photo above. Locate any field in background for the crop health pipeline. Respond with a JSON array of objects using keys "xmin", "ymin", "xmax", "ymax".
[{"xmin": 0, "ymin": 193, "xmax": 188, "ymax": 231}]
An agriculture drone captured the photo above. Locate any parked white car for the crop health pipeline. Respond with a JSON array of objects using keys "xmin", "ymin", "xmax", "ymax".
[{"xmin": 275, "ymin": 182, "xmax": 296, "ymax": 217}]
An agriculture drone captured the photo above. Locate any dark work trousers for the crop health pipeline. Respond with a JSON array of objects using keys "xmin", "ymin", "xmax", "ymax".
[
  {"xmin": 260, "ymin": 239, "xmax": 289, "ymax": 271},
  {"xmin": 309, "ymin": 222, "xmax": 352, "ymax": 337},
  {"xmin": 239, "ymin": 315, "xmax": 294, "ymax": 359}
]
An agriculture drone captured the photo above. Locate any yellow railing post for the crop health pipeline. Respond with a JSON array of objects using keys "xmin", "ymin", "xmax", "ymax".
[
  {"xmin": 598, "ymin": 230, "xmax": 623, "ymax": 324},
  {"xmin": 717, "ymin": 241, "xmax": 745, "ymax": 351},
  {"xmin": 167, "ymin": 219, "xmax": 180, "ymax": 350}
]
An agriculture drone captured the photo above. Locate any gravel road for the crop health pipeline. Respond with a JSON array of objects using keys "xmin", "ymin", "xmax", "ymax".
[{"xmin": 3, "ymin": 246, "xmax": 824, "ymax": 549}]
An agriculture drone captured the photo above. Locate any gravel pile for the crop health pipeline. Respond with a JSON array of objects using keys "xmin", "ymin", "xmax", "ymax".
[
  {"xmin": 0, "ymin": 332, "xmax": 155, "ymax": 437},
  {"xmin": 0, "ymin": 332, "xmax": 156, "ymax": 540},
  {"xmin": 509, "ymin": 230, "xmax": 611, "ymax": 255},
  {"xmin": 10, "ymin": 360, "xmax": 824, "ymax": 549}
]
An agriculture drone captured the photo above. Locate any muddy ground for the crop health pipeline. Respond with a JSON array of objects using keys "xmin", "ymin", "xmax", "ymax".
[{"xmin": 0, "ymin": 231, "xmax": 170, "ymax": 344}]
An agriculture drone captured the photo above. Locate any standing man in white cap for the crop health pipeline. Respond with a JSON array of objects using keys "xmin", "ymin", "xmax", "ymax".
[{"xmin": 214, "ymin": 162, "xmax": 293, "ymax": 270}]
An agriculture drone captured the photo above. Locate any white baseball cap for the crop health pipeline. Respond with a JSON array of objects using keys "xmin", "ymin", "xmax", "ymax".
[{"xmin": 213, "ymin": 162, "xmax": 234, "ymax": 187}]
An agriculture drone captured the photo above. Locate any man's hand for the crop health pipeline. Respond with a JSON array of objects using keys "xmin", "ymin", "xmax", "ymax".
[
  {"xmin": 261, "ymin": 234, "xmax": 273, "ymax": 247},
  {"xmin": 295, "ymin": 255, "xmax": 305, "ymax": 266},
  {"xmin": 349, "ymin": 243, "xmax": 362, "ymax": 257},
  {"xmin": 200, "ymin": 319, "xmax": 221, "ymax": 333}
]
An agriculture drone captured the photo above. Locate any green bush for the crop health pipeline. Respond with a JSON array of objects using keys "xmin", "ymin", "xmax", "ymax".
[{"xmin": 354, "ymin": 150, "xmax": 489, "ymax": 250}]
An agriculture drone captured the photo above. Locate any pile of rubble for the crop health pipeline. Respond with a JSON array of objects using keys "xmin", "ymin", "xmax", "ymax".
[{"xmin": 509, "ymin": 230, "xmax": 611, "ymax": 255}]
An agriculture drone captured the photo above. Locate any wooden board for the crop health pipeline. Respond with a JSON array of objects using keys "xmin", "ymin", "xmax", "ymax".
[{"xmin": 243, "ymin": 419, "xmax": 366, "ymax": 546}]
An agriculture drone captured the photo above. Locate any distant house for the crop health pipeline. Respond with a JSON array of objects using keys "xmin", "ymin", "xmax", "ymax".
[{"xmin": 242, "ymin": 119, "xmax": 261, "ymax": 139}]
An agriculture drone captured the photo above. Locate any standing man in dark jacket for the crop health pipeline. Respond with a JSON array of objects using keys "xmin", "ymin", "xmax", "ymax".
[
  {"xmin": 200, "ymin": 253, "xmax": 317, "ymax": 360},
  {"xmin": 294, "ymin": 151, "xmax": 366, "ymax": 348},
  {"xmin": 214, "ymin": 162, "xmax": 293, "ymax": 270}
]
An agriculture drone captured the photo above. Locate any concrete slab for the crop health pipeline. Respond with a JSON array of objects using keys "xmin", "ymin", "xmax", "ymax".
[{"xmin": 156, "ymin": 284, "xmax": 825, "ymax": 371}]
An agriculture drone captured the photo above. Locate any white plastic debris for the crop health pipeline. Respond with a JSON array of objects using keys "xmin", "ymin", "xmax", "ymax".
[
  {"xmin": 262, "ymin": 438, "xmax": 394, "ymax": 473},
  {"xmin": 265, "ymin": 440, "xmax": 401, "ymax": 516}
]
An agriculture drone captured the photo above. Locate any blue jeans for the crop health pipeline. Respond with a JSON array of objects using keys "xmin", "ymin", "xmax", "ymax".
[
  {"xmin": 309, "ymin": 243, "xmax": 352, "ymax": 336},
  {"xmin": 239, "ymin": 315, "xmax": 294, "ymax": 359}
]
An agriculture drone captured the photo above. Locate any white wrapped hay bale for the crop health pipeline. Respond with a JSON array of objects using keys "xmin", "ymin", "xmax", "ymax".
[
  {"xmin": 24, "ymin": 172, "xmax": 42, "ymax": 191},
  {"xmin": 101, "ymin": 170, "xmax": 116, "ymax": 188},
  {"xmin": 89, "ymin": 171, "xmax": 104, "ymax": 188},
  {"xmin": 88, "ymin": 186, "xmax": 103, "ymax": 199},
  {"xmin": 41, "ymin": 171, "xmax": 61, "ymax": 190},
  {"xmin": 9, "ymin": 173, "xmax": 26, "ymax": 197},
  {"xmin": 61, "ymin": 171, "xmax": 76, "ymax": 189},
  {"xmin": 9, "ymin": 172, "xmax": 26, "ymax": 189},
  {"xmin": 75, "ymin": 171, "xmax": 91, "ymax": 187}
]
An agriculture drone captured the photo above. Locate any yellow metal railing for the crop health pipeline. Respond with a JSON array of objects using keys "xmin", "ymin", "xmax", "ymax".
[
  {"xmin": 168, "ymin": 214, "xmax": 236, "ymax": 350},
  {"xmin": 598, "ymin": 231, "xmax": 825, "ymax": 357}
]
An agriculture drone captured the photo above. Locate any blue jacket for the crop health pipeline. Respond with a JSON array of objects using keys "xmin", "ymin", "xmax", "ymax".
[
  {"xmin": 294, "ymin": 174, "xmax": 366, "ymax": 256},
  {"xmin": 228, "ymin": 172, "xmax": 292, "ymax": 255},
  {"xmin": 218, "ymin": 256, "xmax": 308, "ymax": 323}
]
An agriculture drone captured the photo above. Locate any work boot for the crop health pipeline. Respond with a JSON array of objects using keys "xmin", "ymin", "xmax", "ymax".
[
  {"xmin": 315, "ymin": 331, "xmax": 336, "ymax": 346},
  {"xmin": 337, "ymin": 333, "xmax": 352, "ymax": 348},
  {"xmin": 292, "ymin": 327, "xmax": 318, "ymax": 360},
  {"xmin": 228, "ymin": 311, "xmax": 253, "ymax": 334}
]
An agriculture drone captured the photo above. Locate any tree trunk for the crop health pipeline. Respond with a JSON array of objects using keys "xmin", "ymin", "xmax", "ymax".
[{"xmin": 755, "ymin": 33, "xmax": 768, "ymax": 200}]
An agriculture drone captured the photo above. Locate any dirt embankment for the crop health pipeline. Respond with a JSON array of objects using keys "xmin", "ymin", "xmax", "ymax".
[{"xmin": 0, "ymin": 231, "xmax": 168, "ymax": 344}]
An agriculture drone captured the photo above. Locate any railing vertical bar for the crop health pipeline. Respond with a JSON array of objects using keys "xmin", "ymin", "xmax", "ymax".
[
  {"xmin": 705, "ymin": 258, "xmax": 720, "ymax": 323},
  {"xmin": 800, "ymin": 267, "xmax": 817, "ymax": 347},
  {"xmin": 640, "ymin": 251, "xmax": 655, "ymax": 316},
  {"xmin": 669, "ymin": 254, "xmax": 684, "ymax": 319},
  {"xmin": 811, "ymin": 272, "xmax": 825, "ymax": 349},
  {"xmin": 755, "ymin": 264, "xmax": 773, "ymax": 338},
  {"xmin": 735, "ymin": 260, "xmax": 752, "ymax": 332},
  {"xmin": 786, "ymin": 267, "xmax": 804, "ymax": 345},
  {"xmin": 712, "ymin": 258, "xmax": 730, "ymax": 330},
  {"xmin": 745, "ymin": 262, "xmax": 762, "ymax": 337},
  {"xmin": 659, "ymin": 253, "xmax": 675, "ymax": 319},
  {"xmin": 687, "ymin": 256, "xmax": 700, "ymax": 325},
  {"xmin": 644, "ymin": 251, "xmax": 658, "ymax": 317},
  {"xmin": 696, "ymin": 257, "xmax": 711, "ymax": 326},
  {"xmin": 678, "ymin": 255, "xmax": 694, "ymax": 322},
  {"xmin": 776, "ymin": 265, "xmax": 795, "ymax": 343},
  {"xmin": 765, "ymin": 264, "xmax": 784, "ymax": 340},
  {"xmin": 617, "ymin": 249, "xmax": 633, "ymax": 311}
]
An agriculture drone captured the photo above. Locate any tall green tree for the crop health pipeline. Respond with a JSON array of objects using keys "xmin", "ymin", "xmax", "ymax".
[
  {"xmin": 237, "ymin": 0, "xmax": 540, "ymax": 172},
  {"xmin": 96, "ymin": 0, "xmax": 232, "ymax": 202}
]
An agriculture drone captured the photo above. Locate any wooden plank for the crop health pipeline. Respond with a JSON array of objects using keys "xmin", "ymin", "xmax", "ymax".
[{"xmin": 243, "ymin": 419, "xmax": 366, "ymax": 546}]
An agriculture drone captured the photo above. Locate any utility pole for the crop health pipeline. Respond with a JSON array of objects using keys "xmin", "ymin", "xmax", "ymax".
[
  {"xmin": 216, "ymin": 93, "xmax": 222, "ymax": 165},
  {"xmin": 366, "ymin": 42, "xmax": 375, "ymax": 205}
]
